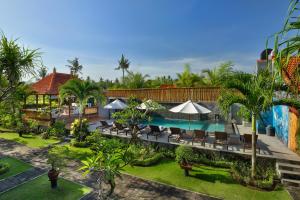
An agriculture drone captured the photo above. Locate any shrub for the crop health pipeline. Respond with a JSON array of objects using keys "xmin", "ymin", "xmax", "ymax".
[
  {"xmin": 27, "ymin": 119, "xmax": 40, "ymax": 134},
  {"xmin": 133, "ymin": 153, "xmax": 164, "ymax": 166},
  {"xmin": 47, "ymin": 121, "xmax": 66, "ymax": 138},
  {"xmin": 86, "ymin": 130, "xmax": 102, "ymax": 145},
  {"xmin": 71, "ymin": 140, "xmax": 90, "ymax": 148},
  {"xmin": 175, "ymin": 145, "xmax": 194, "ymax": 163},
  {"xmin": 0, "ymin": 162, "xmax": 10, "ymax": 175},
  {"xmin": 41, "ymin": 131, "xmax": 50, "ymax": 139},
  {"xmin": 70, "ymin": 118, "xmax": 90, "ymax": 142}
]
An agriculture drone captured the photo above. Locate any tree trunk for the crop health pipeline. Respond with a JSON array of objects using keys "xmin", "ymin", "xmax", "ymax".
[
  {"xmin": 122, "ymin": 69, "xmax": 125, "ymax": 83},
  {"xmin": 107, "ymin": 180, "xmax": 115, "ymax": 196},
  {"xmin": 251, "ymin": 113, "xmax": 257, "ymax": 179}
]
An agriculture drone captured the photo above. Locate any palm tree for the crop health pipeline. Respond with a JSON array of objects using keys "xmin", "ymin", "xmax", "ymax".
[
  {"xmin": 123, "ymin": 71, "xmax": 149, "ymax": 89},
  {"xmin": 66, "ymin": 57, "xmax": 83, "ymax": 76},
  {"xmin": 0, "ymin": 34, "xmax": 40, "ymax": 101},
  {"xmin": 218, "ymin": 70, "xmax": 274, "ymax": 178},
  {"xmin": 202, "ymin": 61, "xmax": 234, "ymax": 86},
  {"xmin": 59, "ymin": 79, "xmax": 99, "ymax": 128},
  {"xmin": 115, "ymin": 54, "xmax": 130, "ymax": 82},
  {"xmin": 176, "ymin": 64, "xmax": 204, "ymax": 87},
  {"xmin": 37, "ymin": 65, "xmax": 48, "ymax": 80}
]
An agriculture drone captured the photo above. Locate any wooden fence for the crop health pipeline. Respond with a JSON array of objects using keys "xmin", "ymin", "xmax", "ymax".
[{"xmin": 105, "ymin": 87, "xmax": 221, "ymax": 103}]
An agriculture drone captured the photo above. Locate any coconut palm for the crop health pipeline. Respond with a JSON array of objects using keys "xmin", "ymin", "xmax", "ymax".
[
  {"xmin": 37, "ymin": 65, "xmax": 48, "ymax": 80},
  {"xmin": 176, "ymin": 64, "xmax": 204, "ymax": 87},
  {"xmin": 59, "ymin": 79, "xmax": 99, "ymax": 127},
  {"xmin": 0, "ymin": 34, "xmax": 40, "ymax": 101},
  {"xmin": 66, "ymin": 57, "xmax": 83, "ymax": 76},
  {"xmin": 202, "ymin": 61, "xmax": 234, "ymax": 86},
  {"xmin": 115, "ymin": 54, "xmax": 130, "ymax": 82},
  {"xmin": 123, "ymin": 71, "xmax": 149, "ymax": 89},
  {"xmin": 218, "ymin": 70, "xmax": 274, "ymax": 178}
]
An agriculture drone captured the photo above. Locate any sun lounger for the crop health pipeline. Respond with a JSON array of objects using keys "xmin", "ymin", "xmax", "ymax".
[
  {"xmin": 242, "ymin": 134, "xmax": 260, "ymax": 154},
  {"xmin": 147, "ymin": 125, "xmax": 167, "ymax": 141},
  {"xmin": 97, "ymin": 120, "xmax": 112, "ymax": 131},
  {"xmin": 168, "ymin": 127, "xmax": 182, "ymax": 142},
  {"xmin": 213, "ymin": 131, "xmax": 228, "ymax": 150},
  {"xmin": 109, "ymin": 122, "xmax": 130, "ymax": 135},
  {"xmin": 192, "ymin": 129, "xmax": 207, "ymax": 146}
]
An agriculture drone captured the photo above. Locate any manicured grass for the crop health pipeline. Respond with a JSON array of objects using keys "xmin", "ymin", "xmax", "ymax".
[
  {"xmin": 123, "ymin": 160, "xmax": 291, "ymax": 200},
  {"xmin": 51, "ymin": 144, "xmax": 94, "ymax": 162},
  {"xmin": 0, "ymin": 175, "xmax": 92, "ymax": 200},
  {"xmin": 0, "ymin": 157, "xmax": 32, "ymax": 180},
  {"xmin": 0, "ymin": 132, "xmax": 59, "ymax": 148}
]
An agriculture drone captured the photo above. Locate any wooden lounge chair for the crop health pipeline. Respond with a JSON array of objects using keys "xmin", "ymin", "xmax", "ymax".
[
  {"xmin": 168, "ymin": 127, "xmax": 181, "ymax": 142},
  {"xmin": 192, "ymin": 129, "xmax": 207, "ymax": 146},
  {"xmin": 179, "ymin": 130, "xmax": 194, "ymax": 141},
  {"xmin": 147, "ymin": 125, "xmax": 167, "ymax": 140},
  {"xmin": 109, "ymin": 122, "xmax": 129, "ymax": 135},
  {"xmin": 124, "ymin": 124, "xmax": 146, "ymax": 136},
  {"xmin": 242, "ymin": 134, "xmax": 260, "ymax": 154},
  {"xmin": 97, "ymin": 120, "xmax": 112, "ymax": 131},
  {"xmin": 213, "ymin": 131, "xmax": 228, "ymax": 150}
]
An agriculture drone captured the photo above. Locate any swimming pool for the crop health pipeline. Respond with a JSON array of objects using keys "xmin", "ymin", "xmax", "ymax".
[{"xmin": 144, "ymin": 117, "xmax": 225, "ymax": 132}]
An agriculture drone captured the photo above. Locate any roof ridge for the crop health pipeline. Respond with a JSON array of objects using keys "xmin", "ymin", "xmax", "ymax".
[{"xmin": 48, "ymin": 72, "xmax": 55, "ymax": 92}]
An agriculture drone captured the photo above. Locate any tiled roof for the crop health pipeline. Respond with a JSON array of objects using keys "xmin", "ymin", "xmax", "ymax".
[
  {"xmin": 31, "ymin": 72, "xmax": 73, "ymax": 95},
  {"xmin": 281, "ymin": 57, "xmax": 300, "ymax": 92}
]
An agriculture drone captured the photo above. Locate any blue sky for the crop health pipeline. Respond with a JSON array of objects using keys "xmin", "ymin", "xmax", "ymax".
[{"xmin": 0, "ymin": 0, "xmax": 290, "ymax": 81}]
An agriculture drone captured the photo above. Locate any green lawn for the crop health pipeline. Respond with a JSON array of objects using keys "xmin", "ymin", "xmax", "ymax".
[
  {"xmin": 0, "ymin": 157, "xmax": 32, "ymax": 180},
  {"xmin": 123, "ymin": 160, "xmax": 291, "ymax": 200},
  {"xmin": 0, "ymin": 175, "xmax": 92, "ymax": 200},
  {"xmin": 0, "ymin": 132, "xmax": 60, "ymax": 148},
  {"xmin": 51, "ymin": 144, "xmax": 94, "ymax": 162}
]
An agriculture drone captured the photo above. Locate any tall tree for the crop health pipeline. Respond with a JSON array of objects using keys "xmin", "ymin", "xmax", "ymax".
[
  {"xmin": 115, "ymin": 54, "xmax": 130, "ymax": 82},
  {"xmin": 202, "ymin": 61, "xmax": 234, "ymax": 86},
  {"xmin": 218, "ymin": 70, "xmax": 273, "ymax": 178},
  {"xmin": 66, "ymin": 57, "xmax": 83, "ymax": 76},
  {"xmin": 122, "ymin": 71, "xmax": 149, "ymax": 89},
  {"xmin": 0, "ymin": 34, "xmax": 40, "ymax": 101}
]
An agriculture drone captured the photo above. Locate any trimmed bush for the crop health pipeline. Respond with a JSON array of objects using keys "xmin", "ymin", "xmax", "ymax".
[
  {"xmin": 0, "ymin": 162, "xmax": 10, "ymax": 175},
  {"xmin": 133, "ymin": 153, "xmax": 164, "ymax": 166},
  {"xmin": 71, "ymin": 140, "xmax": 90, "ymax": 148}
]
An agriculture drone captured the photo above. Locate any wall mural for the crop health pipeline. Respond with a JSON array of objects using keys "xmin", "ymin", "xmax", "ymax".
[{"xmin": 273, "ymin": 105, "xmax": 289, "ymax": 145}]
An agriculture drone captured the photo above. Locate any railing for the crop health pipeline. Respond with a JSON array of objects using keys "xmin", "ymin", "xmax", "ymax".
[
  {"xmin": 84, "ymin": 106, "xmax": 98, "ymax": 115},
  {"xmin": 105, "ymin": 87, "xmax": 221, "ymax": 102},
  {"xmin": 22, "ymin": 109, "xmax": 51, "ymax": 121}
]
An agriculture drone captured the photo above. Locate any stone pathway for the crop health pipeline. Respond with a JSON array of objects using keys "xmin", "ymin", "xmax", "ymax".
[
  {"xmin": 0, "ymin": 138, "xmax": 219, "ymax": 200},
  {"xmin": 0, "ymin": 167, "xmax": 45, "ymax": 193}
]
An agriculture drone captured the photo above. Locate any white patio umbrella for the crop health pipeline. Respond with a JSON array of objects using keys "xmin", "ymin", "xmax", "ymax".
[
  {"xmin": 169, "ymin": 100, "xmax": 211, "ymax": 129},
  {"xmin": 137, "ymin": 99, "xmax": 165, "ymax": 111},
  {"xmin": 104, "ymin": 99, "xmax": 127, "ymax": 119},
  {"xmin": 104, "ymin": 99, "xmax": 127, "ymax": 110}
]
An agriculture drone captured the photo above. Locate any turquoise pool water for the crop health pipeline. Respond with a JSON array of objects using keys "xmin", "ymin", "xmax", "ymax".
[{"xmin": 144, "ymin": 117, "xmax": 225, "ymax": 132}]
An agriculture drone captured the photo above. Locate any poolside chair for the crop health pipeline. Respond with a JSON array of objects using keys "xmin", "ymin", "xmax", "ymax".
[
  {"xmin": 179, "ymin": 130, "xmax": 194, "ymax": 141},
  {"xmin": 213, "ymin": 131, "xmax": 228, "ymax": 150},
  {"xmin": 192, "ymin": 129, "xmax": 207, "ymax": 146},
  {"xmin": 97, "ymin": 120, "xmax": 112, "ymax": 131},
  {"xmin": 147, "ymin": 125, "xmax": 167, "ymax": 141},
  {"xmin": 242, "ymin": 134, "xmax": 260, "ymax": 154},
  {"xmin": 124, "ymin": 124, "xmax": 146, "ymax": 136},
  {"xmin": 109, "ymin": 122, "xmax": 129, "ymax": 135},
  {"xmin": 168, "ymin": 127, "xmax": 182, "ymax": 142}
]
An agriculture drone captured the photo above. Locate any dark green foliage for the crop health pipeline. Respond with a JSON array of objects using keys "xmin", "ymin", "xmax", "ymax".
[
  {"xmin": 70, "ymin": 118, "xmax": 90, "ymax": 142},
  {"xmin": 0, "ymin": 162, "xmax": 10, "ymax": 175},
  {"xmin": 175, "ymin": 145, "xmax": 194, "ymax": 163},
  {"xmin": 47, "ymin": 121, "xmax": 66, "ymax": 138},
  {"xmin": 133, "ymin": 153, "xmax": 164, "ymax": 166},
  {"xmin": 231, "ymin": 158, "xmax": 278, "ymax": 190},
  {"xmin": 71, "ymin": 140, "xmax": 90, "ymax": 148}
]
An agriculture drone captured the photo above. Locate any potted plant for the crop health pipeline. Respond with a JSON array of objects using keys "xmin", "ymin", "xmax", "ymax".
[
  {"xmin": 237, "ymin": 106, "xmax": 251, "ymax": 127},
  {"xmin": 46, "ymin": 147, "xmax": 66, "ymax": 188},
  {"xmin": 175, "ymin": 145, "xmax": 193, "ymax": 176}
]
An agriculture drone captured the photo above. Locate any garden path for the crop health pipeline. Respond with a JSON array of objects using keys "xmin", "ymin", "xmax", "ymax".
[{"xmin": 0, "ymin": 138, "xmax": 219, "ymax": 200}]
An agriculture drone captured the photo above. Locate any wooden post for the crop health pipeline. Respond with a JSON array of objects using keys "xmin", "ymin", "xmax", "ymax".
[
  {"xmin": 68, "ymin": 99, "xmax": 71, "ymax": 118},
  {"xmin": 24, "ymin": 96, "xmax": 27, "ymax": 108},
  {"xmin": 36, "ymin": 94, "xmax": 39, "ymax": 110},
  {"xmin": 49, "ymin": 95, "xmax": 52, "ymax": 110},
  {"xmin": 43, "ymin": 95, "xmax": 45, "ymax": 106}
]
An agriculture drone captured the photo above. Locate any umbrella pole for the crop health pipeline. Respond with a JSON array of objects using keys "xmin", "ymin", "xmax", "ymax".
[{"xmin": 189, "ymin": 114, "xmax": 191, "ymax": 130}]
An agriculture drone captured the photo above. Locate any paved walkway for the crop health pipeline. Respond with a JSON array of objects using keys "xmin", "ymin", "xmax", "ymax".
[
  {"xmin": 0, "ymin": 138, "xmax": 219, "ymax": 200},
  {"xmin": 0, "ymin": 167, "xmax": 45, "ymax": 193}
]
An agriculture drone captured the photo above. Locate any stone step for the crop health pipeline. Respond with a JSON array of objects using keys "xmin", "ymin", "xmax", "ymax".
[
  {"xmin": 276, "ymin": 158, "xmax": 300, "ymax": 166},
  {"xmin": 282, "ymin": 178, "xmax": 300, "ymax": 187},
  {"xmin": 277, "ymin": 162, "xmax": 300, "ymax": 173},
  {"xmin": 279, "ymin": 169, "xmax": 300, "ymax": 180}
]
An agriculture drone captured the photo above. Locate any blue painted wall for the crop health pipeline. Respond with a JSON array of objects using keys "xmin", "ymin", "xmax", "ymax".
[{"xmin": 257, "ymin": 105, "xmax": 289, "ymax": 146}]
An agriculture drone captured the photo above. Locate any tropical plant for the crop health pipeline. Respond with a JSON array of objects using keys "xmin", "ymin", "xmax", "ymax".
[
  {"xmin": 146, "ymin": 75, "xmax": 174, "ymax": 88},
  {"xmin": 59, "ymin": 79, "xmax": 100, "ymax": 132},
  {"xmin": 122, "ymin": 71, "xmax": 149, "ymax": 89},
  {"xmin": 80, "ymin": 138, "xmax": 135, "ymax": 198},
  {"xmin": 176, "ymin": 64, "xmax": 204, "ymax": 87},
  {"xmin": 202, "ymin": 61, "xmax": 234, "ymax": 86},
  {"xmin": 115, "ymin": 54, "xmax": 130, "ymax": 82},
  {"xmin": 70, "ymin": 118, "xmax": 90, "ymax": 142},
  {"xmin": 0, "ymin": 34, "xmax": 40, "ymax": 102},
  {"xmin": 66, "ymin": 57, "xmax": 83, "ymax": 76},
  {"xmin": 37, "ymin": 65, "xmax": 48, "ymax": 80},
  {"xmin": 218, "ymin": 70, "xmax": 274, "ymax": 178}
]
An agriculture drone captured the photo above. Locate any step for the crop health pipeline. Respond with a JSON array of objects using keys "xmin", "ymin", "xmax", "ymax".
[
  {"xmin": 279, "ymin": 169, "xmax": 300, "ymax": 176},
  {"xmin": 276, "ymin": 159, "xmax": 300, "ymax": 166},
  {"xmin": 282, "ymin": 178, "xmax": 300, "ymax": 187},
  {"xmin": 277, "ymin": 162, "xmax": 300, "ymax": 172}
]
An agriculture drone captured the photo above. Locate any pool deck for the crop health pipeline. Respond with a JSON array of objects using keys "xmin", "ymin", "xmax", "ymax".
[{"xmin": 89, "ymin": 121, "xmax": 300, "ymax": 162}]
